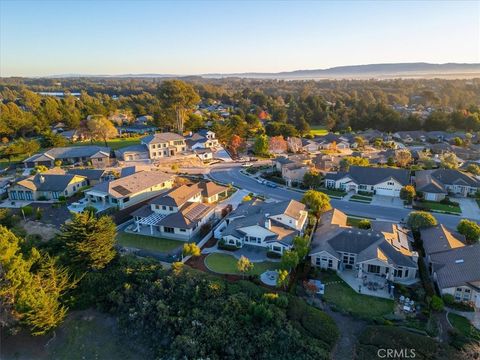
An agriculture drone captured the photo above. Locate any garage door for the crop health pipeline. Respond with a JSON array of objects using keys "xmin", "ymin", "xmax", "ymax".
[{"xmin": 375, "ymin": 188, "xmax": 397, "ymax": 196}]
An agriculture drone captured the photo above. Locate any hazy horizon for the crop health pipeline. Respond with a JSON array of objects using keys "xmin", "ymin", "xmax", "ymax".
[{"xmin": 1, "ymin": 0, "xmax": 479, "ymax": 77}]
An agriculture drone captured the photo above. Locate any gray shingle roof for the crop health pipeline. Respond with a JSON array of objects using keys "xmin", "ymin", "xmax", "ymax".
[
  {"xmin": 420, "ymin": 225, "xmax": 466, "ymax": 255},
  {"xmin": 67, "ymin": 169, "xmax": 107, "ymax": 181},
  {"xmin": 24, "ymin": 146, "xmax": 111, "ymax": 163},
  {"xmin": 430, "ymin": 244, "xmax": 480, "ymax": 289},
  {"xmin": 416, "ymin": 169, "xmax": 480, "ymax": 193},
  {"xmin": 141, "ymin": 132, "xmax": 184, "ymax": 145}
]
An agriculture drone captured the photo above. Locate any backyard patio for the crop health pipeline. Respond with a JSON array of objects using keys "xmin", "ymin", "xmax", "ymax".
[{"xmin": 338, "ymin": 270, "xmax": 394, "ymax": 299}]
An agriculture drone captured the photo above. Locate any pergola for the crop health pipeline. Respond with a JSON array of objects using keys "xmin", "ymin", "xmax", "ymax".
[{"xmin": 135, "ymin": 212, "xmax": 167, "ymax": 235}]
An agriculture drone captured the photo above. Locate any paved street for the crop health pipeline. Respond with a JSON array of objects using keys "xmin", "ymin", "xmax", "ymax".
[{"xmin": 209, "ymin": 164, "xmax": 470, "ymax": 229}]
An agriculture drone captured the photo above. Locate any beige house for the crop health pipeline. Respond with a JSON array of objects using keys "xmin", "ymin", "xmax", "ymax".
[
  {"xmin": 80, "ymin": 171, "xmax": 174, "ymax": 211},
  {"xmin": 8, "ymin": 171, "xmax": 87, "ymax": 201},
  {"xmin": 141, "ymin": 132, "xmax": 186, "ymax": 160}
]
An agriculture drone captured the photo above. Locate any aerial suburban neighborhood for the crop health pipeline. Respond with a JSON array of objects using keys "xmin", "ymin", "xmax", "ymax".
[{"xmin": 1, "ymin": 1, "xmax": 480, "ymax": 359}]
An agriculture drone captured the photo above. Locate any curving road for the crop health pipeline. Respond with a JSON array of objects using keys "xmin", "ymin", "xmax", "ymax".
[{"xmin": 209, "ymin": 164, "xmax": 465, "ymax": 229}]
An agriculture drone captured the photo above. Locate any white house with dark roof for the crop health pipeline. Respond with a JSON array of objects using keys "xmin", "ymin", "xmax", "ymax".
[
  {"xmin": 421, "ymin": 225, "xmax": 480, "ymax": 309},
  {"xmin": 414, "ymin": 169, "xmax": 480, "ymax": 201},
  {"xmin": 217, "ymin": 199, "xmax": 308, "ymax": 254},
  {"xmin": 130, "ymin": 181, "xmax": 224, "ymax": 240},
  {"xmin": 324, "ymin": 166, "xmax": 410, "ymax": 197},
  {"xmin": 185, "ymin": 130, "xmax": 219, "ymax": 150},
  {"xmin": 141, "ymin": 132, "xmax": 186, "ymax": 160},
  {"xmin": 72, "ymin": 171, "xmax": 174, "ymax": 212},
  {"xmin": 310, "ymin": 208, "xmax": 418, "ymax": 284}
]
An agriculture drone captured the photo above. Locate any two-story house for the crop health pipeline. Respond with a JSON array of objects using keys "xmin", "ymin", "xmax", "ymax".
[
  {"xmin": 217, "ymin": 199, "xmax": 308, "ymax": 254},
  {"xmin": 141, "ymin": 132, "xmax": 186, "ymax": 160}
]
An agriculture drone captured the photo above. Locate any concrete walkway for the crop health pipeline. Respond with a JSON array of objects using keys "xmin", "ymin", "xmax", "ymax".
[{"xmin": 456, "ymin": 198, "xmax": 480, "ymax": 220}]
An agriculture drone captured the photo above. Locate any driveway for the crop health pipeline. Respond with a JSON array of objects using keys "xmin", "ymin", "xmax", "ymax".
[
  {"xmin": 455, "ymin": 197, "xmax": 480, "ymax": 220},
  {"xmin": 371, "ymin": 195, "xmax": 405, "ymax": 209}
]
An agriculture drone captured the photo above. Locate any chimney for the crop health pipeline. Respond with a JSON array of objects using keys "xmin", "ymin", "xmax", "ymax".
[{"xmin": 264, "ymin": 214, "xmax": 271, "ymax": 229}]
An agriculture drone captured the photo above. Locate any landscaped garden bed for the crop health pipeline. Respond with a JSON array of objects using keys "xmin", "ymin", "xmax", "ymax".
[
  {"xmin": 414, "ymin": 200, "xmax": 461, "ymax": 214},
  {"xmin": 318, "ymin": 187, "xmax": 346, "ymax": 198},
  {"xmin": 116, "ymin": 232, "xmax": 184, "ymax": 253},
  {"xmin": 204, "ymin": 253, "xmax": 280, "ymax": 275}
]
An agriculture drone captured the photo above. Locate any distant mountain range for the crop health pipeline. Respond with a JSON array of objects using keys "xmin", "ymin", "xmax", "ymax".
[{"xmin": 44, "ymin": 62, "xmax": 480, "ymax": 80}]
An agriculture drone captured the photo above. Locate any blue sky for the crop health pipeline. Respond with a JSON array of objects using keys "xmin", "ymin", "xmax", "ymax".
[{"xmin": 1, "ymin": 0, "xmax": 479, "ymax": 76}]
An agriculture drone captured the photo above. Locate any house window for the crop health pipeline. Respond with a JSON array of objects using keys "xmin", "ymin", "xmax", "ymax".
[
  {"xmin": 179, "ymin": 229, "xmax": 186, "ymax": 232},
  {"xmin": 112, "ymin": 198, "xmax": 118, "ymax": 204},
  {"xmin": 123, "ymin": 197, "xmax": 130, "ymax": 203},
  {"xmin": 394, "ymin": 268, "xmax": 403, "ymax": 278},
  {"xmin": 163, "ymin": 227, "xmax": 174, "ymax": 233},
  {"xmin": 10, "ymin": 191, "xmax": 17, "ymax": 200},
  {"xmin": 162, "ymin": 206, "xmax": 166, "ymax": 210},
  {"xmin": 52, "ymin": 192, "xmax": 58, "ymax": 199},
  {"xmin": 152, "ymin": 152, "xmax": 157, "ymax": 157},
  {"xmin": 273, "ymin": 246, "xmax": 281, "ymax": 252},
  {"xmin": 404, "ymin": 269, "xmax": 409, "ymax": 278},
  {"xmin": 315, "ymin": 257, "xmax": 321, "ymax": 266},
  {"xmin": 25, "ymin": 191, "xmax": 33, "ymax": 200},
  {"xmin": 328, "ymin": 259, "xmax": 333, "ymax": 268},
  {"xmin": 368, "ymin": 264, "xmax": 380, "ymax": 274},
  {"xmin": 169, "ymin": 206, "xmax": 173, "ymax": 211}
]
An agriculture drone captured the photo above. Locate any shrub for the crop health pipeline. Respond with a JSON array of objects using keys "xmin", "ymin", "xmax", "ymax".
[
  {"xmin": 218, "ymin": 239, "xmax": 240, "ymax": 251},
  {"xmin": 0, "ymin": 208, "xmax": 16, "ymax": 228},
  {"xmin": 58, "ymin": 195, "xmax": 67, "ymax": 202},
  {"xmin": 21, "ymin": 205, "xmax": 34, "ymax": 217},
  {"xmin": 430, "ymin": 295, "xmax": 444, "ymax": 312},
  {"xmin": 442, "ymin": 294, "xmax": 455, "ymax": 306},
  {"xmin": 358, "ymin": 219, "xmax": 371, "ymax": 229},
  {"xmin": 37, "ymin": 195, "xmax": 48, "ymax": 201}
]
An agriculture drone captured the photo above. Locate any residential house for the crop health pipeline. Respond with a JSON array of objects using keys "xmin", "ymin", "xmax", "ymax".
[
  {"xmin": 185, "ymin": 130, "xmax": 219, "ymax": 149},
  {"xmin": 58, "ymin": 129, "xmax": 91, "ymax": 142},
  {"xmin": 275, "ymin": 155, "xmax": 312, "ymax": 186},
  {"xmin": 324, "ymin": 166, "xmax": 410, "ymax": 197},
  {"xmin": 8, "ymin": 170, "xmax": 87, "ymax": 201},
  {"xmin": 115, "ymin": 144, "xmax": 150, "ymax": 161},
  {"xmin": 393, "ymin": 131, "xmax": 427, "ymax": 143},
  {"xmin": 218, "ymin": 199, "xmax": 308, "ymax": 254},
  {"xmin": 451, "ymin": 145, "xmax": 480, "ymax": 161},
  {"xmin": 312, "ymin": 154, "xmax": 341, "ymax": 173},
  {"xmin": 194, "ymin": 148, "xmax": 214, "ymax": 161},
  {"xmin": 23, "ymin": 146, "xmax": 112, "ymax": 169},
  {"xmin": 67, "ymin": 169, "xmax": 110, "ymax": 186},
  {"xmin": 414, "ymin": 169, "xmax": 480, "ymax": 201},
  {"xmin": 310, "ymin": 209, "xmax": 418, "ymax": 283},
  {"xmin": 81, "ymin": 170, "xmax": 174, "ymax": 211},
  {"xmin": 141, "ymin": 132, "xmax": 186, "ymax": 160},
  {"xmin": 300, "ymin": 138, "xmax": 320, "ymax": 153},
  {"xmin": 135, "ymin": 115, "xmax": 153, "ymax": 125},
  {"xmin": 130, "ymin": 181, "xmax": 223, "ymax": 240},
  {"xmin": 421, "ymin": 225, "xmax": 480, "ymax": 308},
  {"xmin": 316, "ymin": 134, "xmax": 351, "ymax": 150}
]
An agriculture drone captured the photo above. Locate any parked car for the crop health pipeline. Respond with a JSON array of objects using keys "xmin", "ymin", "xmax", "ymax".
[{"xmin": 266, "ymin": 182, "xmax": 278, "ymax": 188}]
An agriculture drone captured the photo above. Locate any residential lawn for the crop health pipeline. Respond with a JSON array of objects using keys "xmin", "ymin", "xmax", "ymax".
[
  {"xmin": 418, "ymin": 200, "xmax": 461, "ymax": 214},
  {"xmin": 319, "ymin": 187, "xmax": 346, "ymax": 198},
  {"xmin": 70, "ymin": 137, "xmax": 142, "ymax": 150},
  {"xmin": 346, "ymin": 217, "xmax": 364, "ymax": 227},
  {"xmin": 317, "ymin": 271, "xmax": 394, "ymax": 319},
  {"xmin": 205, "ymin": 253, "xmax": 280, "ymax": 275},
  {"xmin": 309, "ymin": 125, "xmax": 328, "ymax": 136},
  {"xmin": 116, "ymin": 232, "xmax": 184, "ymax": 253},
  {"xmin": 350, "ymin": 195, "xmax": 372, "ymax": 203},
  {"xmin": 448, "ymin": 313, "xmax": 480, "ymax": 341}
]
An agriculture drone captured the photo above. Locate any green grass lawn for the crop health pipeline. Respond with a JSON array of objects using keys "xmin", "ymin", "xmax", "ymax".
[
  {"xmin": 309, "ymin": 125, "xmax": 328, "ymax": 136},
  {"xmin": 205, "ymin": 253, "xmax": 280, "ymax": 275},
  {"xmin": 418, "ymin": 200, "xmax": 461, "ymax": 214},
  {"xmin": 448, "ymin": 313, "xmax": 480, "ymax": 341},
  {"xmin": 319, "ymin": 188, "xmax": 346, "ymax": 198},
  {"xmin": 317, "ymin": 272, "xmax": 394, "ymax": 319},
  {"xmin": 116, "ymin": 232, "xmax": 184, "ymax": 253},
  {"xmin": 346, "ymin": 217, "xmax": 364, "ymax": 227},
  {"xmin": 350, "ymin": 194, "xmax": 372, "ymax": 203},
  {"xmin": 71, "ymin": 137, "xmax": 142, "ymax": 150}
]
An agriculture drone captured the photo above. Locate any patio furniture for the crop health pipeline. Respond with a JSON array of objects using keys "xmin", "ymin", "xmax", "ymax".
[
  {"xmin": 403, "ymin": 305, "xmax": 411, "ymax": 312},
  {"xmin": 399, "ymin": 295, "xmax": 405, "ymax": 303}
]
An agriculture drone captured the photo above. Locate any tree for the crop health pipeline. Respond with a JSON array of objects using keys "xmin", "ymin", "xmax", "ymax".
[
  {"xmin": 253, "ymin": 134, "xmax": 269, "ymax": 157},
  {"xmin": 276, "ymin": 269, "xmax": 289, "ymax": 289},
  {"xmin": 407, "ymin": 211, "xmax": 438, "ymax": 230},
  {"xmin": 395, "ymin": 149, "xmax": 412, "ymax": 168},
  {"xmin": 457, "ymin": 219, "xmax": 480, "ymax": 244},
  {"xmin": 466, "ymin": 163, "xmax": 480, "ymax": 176},
  {"xmin": 354, "ymin": 136, "xmax": 365, "ymax": 149},
  {"xmin": 439, "ymin": 152, "xmax": 459, "ymax": 169},
  {"xmin": 268, "ymin": 136, "xmax": 288, "ymax": 154},
  {"xmin": 280, "ymin": 250, "xmax": 299, "ymax": 270},
  {"xmin": 358, "ymin": 219, "xmax": 371, "ymax": 229},
  {"xmin": 42, "ymin": 131, "xmax": 68, "ymax": 148},
  {"xmin": 303, "ymin": 169, "xmax": 322, "ymax": 189},
  {"xmin": 59, "ymin": 211, "xmax": 116, "ymax": 272},
  {"xmin": 182, "ymin": 243, "xmax": 201, "ymax": 260},
  {"xmin": 228, "ymin": 134, "xmax": 244, "ymax": 157},
  {"xmin": 158, "ymin": 80, "xmax": 200, "ymax": 133},
  {"xmin": 339, "ymin": 156, "xmax": 369, "ymax": 172},
  {"xmin": 302, "ymin": 190, "xmax": 332, "ymax": 218},
  {"xmin": 430, "ymin": 295, "xmax": 444, "ymax": 312},
  {"xmin": 184, "ymin": 113, "xmax": 204, "ymax": 132},
  {"xmin": 237, "ymin": 255, "xmax": 253, "ymax": 279},
  {"xmin": 87, "ymin": 116, "xmax": 118, "ymax": 147},
  {"xmin": 400, "ymin": 185, "xmax": 416, "ymax": 204},
  {"xmin": 293, "ymin": 235, "xmax": 310, "ymax": 260}
]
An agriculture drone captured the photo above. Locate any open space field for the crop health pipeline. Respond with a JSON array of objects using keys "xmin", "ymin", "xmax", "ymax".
[
  {"xmin": 0, "ymin": 310, "xmax": 139, "ymax": 360},
  {"xmin": 317, "ymin": 271, "xmax": 394, "ymax": 319},
  {"xmin": 417, "ymin": 200, "xmax": 461, "ymax": 214},
  {"xmin": 116, "ymin": 231, "xmax": 184, "ymax": 253},
  {"xmin": 309, "ymin": 125, "xmax": 328, "ymax": 136},
  {"xmin": 205, "ymin": 253, "xmax": 280, "ymax": 275},
  {"xmin": 71, "ymin": 137, "xmax": 142, "ymax": 150}
]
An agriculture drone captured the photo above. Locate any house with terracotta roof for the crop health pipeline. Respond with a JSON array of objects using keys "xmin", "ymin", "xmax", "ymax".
[
  {"xmin": 310, "ymin": 208, "xmax": 418, "ymax": 285},
  {"xmin": 216, "ymin": 199, "xmax": 308, "ymax": 254},
  {"xmin": 421, "ymin": 225, "xmax": 480, "ymax": 309},
  {"xmin": 74, "ymin": 170, "xmax": 174, "ymax": 212},
  {"xmin": 130, "ymin": 181, "xmax": 225, "ymax": 240}
]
